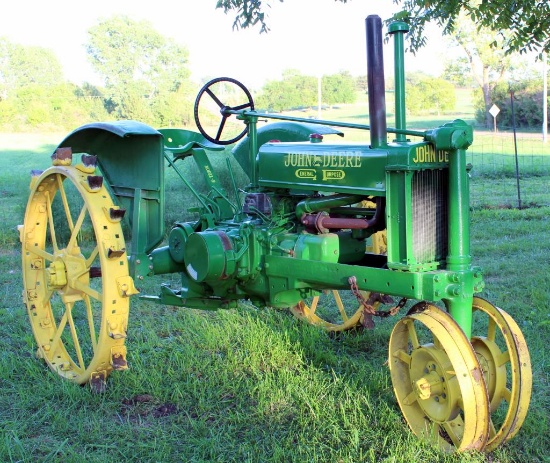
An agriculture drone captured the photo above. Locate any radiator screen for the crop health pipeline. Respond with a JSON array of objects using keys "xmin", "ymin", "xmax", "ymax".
[{"xmin": 412, "ymin": 169, "xmax": 448, "ymax": 264}]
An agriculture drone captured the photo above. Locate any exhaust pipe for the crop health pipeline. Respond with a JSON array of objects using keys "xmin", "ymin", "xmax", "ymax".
[{"xmin": 366, "ymin": 15, "xmax": 387, "ymax": 148}]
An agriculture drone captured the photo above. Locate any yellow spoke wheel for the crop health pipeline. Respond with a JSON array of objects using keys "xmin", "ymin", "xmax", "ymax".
[
  {"xmin": 388, "ymin": 303, "xmax": 490, "ymax": 451},
  {"xmin": 289, "ymin": 230, "xmax": 387, "ymax": 332},
  {"xmin": 290, "ymin": 289, "xmax": 377, "ymax": 332},
  {"xmin": 20, "ymin": 154, "xmax": 136, "ymax": 387},
  {"xmin": 471, "ymin": 297, "xmax": 532, "ymax": 451}
]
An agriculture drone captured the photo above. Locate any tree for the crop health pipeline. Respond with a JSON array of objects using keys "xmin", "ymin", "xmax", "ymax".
[
  {"xmin": 448, "ymin": 14, "xmax": 513, "ymax": 129},
  {"xmin": 214, "ymin": 0, "xmax": 550, "ymax": 55},
  {"xmin": 405, "ymin": 73, "xmax": 456, "ymax": 115},
  {"xmin": 355, "ymin": 75, "xmax": 368, "ymax": 93},
  {"xmin": 255, "ymin": 69, "xmax": 357, "ymax": 112},
  {"xmin": 442, "ymin": 58, "xmax": 475, "ymax": 88},
  {"xmin": 473, "ymin": 80, "xmax": 545, "ymax": 130},
  {"xmin": 0, "ymin": 38, "xmax": 125, "ymax": 130},
  {"xmin": 86, "ymin": 15, "xmax": 192, "ymax": 123},
  {"xmin": 322, "ymin": 71, "xmax": 357, "ymax": 108},
  {"xmin": 0, "ymin": 38, "xmax": 64, "ymax": 100},
  {"xmin": 392, "ymin": 0, "xmax": 550, "ymax": 55},
  {"xmin": 255, "ymin": 69, "xmax": 317, "ymax": 112}
]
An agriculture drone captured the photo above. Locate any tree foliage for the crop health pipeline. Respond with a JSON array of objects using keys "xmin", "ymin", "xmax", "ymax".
[
  {"xmin": 443, "ymin": 58, "xmax": 475, "ymax": 88},
  {"xmin": 322, "ymin": 71, "xmax": 357, "ymax": 107},
  {"xmin": 86, "ymin": 15, "xmax": 194, "ymax": 124},
  {"xmin": 0, "ymin": 38, "xmax": 64, "ymax": 100},
  {"xmin": 0, "ymin": 17, "xmax": 196, "ymax": 131},
  {"xmin": 394, "ymin": 0, "xmax": 550, "ymax": 55},
  {"xmin": 0, "ymin": 38, "xmax": 106, "ymax": 129},
  {"xmin": 405, "ymin": 73, "xmax": 456, "ymax": 115},
  {"xmin": 474, "ymin": 80, "xmax": 546, "ymax": 129},
  {"xmin": 447, "ymin": 13, "xmax": 513, "ymax": 128},
  {"xmin": 215, "ymin": 0, "xmax": 550, "ymax": 55},
  {"xmin": 255, "ymin": 69, "xmax": 316, "ymax": 112},
  {"xmin": 0, "ymin": 81, "xmax": 109, "ymax": 129},
  {"xmin": 255, "ymin": 70, "xmax": 356, "ymax": 112}
]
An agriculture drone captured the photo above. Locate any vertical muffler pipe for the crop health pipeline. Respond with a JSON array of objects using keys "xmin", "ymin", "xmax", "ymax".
[{"xmin": 366, "ymin": 15, "xmax": 387, "ymax": 148}]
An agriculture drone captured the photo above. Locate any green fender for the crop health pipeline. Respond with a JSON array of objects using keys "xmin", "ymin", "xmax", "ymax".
[
  {"xmin": 232, "ymin": 121, "xmax": 344, "ymax": 180},
  {"xmin": 56, "ymin": 121, "xmax": 165, "ymax": 261}
]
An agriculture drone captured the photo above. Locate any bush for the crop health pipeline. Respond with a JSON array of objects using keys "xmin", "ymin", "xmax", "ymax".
[{"xmin": 474, "ymin": 80, "xmax": 547, "ymax": 129}]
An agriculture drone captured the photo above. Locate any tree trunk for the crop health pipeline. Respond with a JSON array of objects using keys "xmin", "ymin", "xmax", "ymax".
[
  {"xmin": 483, "ymin": 83, "xmax": 493, "ymax": 129},
  {"xmin": 482, "ymin": 65, "xmax": 493, "ymax": 130}
]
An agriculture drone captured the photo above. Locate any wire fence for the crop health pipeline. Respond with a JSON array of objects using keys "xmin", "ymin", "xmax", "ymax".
[{"xmin": 466, "ymin": 131, "xmax": 550, "ymax": 209}]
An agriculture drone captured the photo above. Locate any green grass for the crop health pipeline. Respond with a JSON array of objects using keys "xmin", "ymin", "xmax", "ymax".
[{"xmin": 1, "ymin": 125, "xmax": 549, "ymax": 462}]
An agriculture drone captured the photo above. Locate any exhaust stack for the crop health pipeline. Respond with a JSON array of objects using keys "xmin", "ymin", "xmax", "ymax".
[{"xmin": 365, "ymin": 15, "xmax": 387, "ymax": 148}]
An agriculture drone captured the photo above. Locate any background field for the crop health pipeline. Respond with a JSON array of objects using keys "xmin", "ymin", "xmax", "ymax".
[{"xmin": 1, "ymin": 112, "xmax": 549, "ymax": 462}]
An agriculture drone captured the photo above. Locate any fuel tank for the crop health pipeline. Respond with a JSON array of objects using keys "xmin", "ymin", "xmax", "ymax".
[
  {"xmin": 258, "ymin": 141, "xmax": 387, "ymax": 195},
  {"xmin": 258, "ymin": 139, "xmax": 450, "ymax": 195}
]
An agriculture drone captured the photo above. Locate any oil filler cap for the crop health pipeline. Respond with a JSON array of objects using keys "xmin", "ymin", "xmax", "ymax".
[{"xmin": 184, "ymin": 231, "xmax": 233, "ymax": 282}]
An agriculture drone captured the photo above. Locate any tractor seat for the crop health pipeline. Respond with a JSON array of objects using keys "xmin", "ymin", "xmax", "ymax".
[{"xmin": 158, "ymin": 128, "xmax": 225, "ymax": 157}]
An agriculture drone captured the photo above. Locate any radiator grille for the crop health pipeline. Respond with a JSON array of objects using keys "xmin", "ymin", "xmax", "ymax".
[{"xmin": 412, "ymin": 169, "xmax": 448, "ymax": 264}]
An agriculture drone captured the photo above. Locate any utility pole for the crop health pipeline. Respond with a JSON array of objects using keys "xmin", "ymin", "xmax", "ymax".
[{"xmin": 317, "ymin": 75, "xmax": 322, "ymax": 119}]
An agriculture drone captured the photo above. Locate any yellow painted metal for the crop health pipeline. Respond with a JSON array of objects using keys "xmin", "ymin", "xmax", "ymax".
[
  {"xmin": 388, "ymin": 303, "xmax": 490, "ymax": 451},
  {"xmin": 20, "ymin": 160, "xmax": 136, "ymax": 385},
  {"xmin": 471, "ymin": 297, "xmax": 532, "ymax": 451},
  {"xmin": 289, "ymin": 289, "xmax": 376, "ymax": 331}
]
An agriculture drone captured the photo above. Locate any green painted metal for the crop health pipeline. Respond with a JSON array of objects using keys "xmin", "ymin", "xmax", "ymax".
[
  {"xmin": 231, "ymin": 121, "xmax": 344, "ymax": 179},
  {"xmin": 258, "ymin": 141, "xmax": 387, "ymax": 195},
  {"xmin": 56, "ymin": 121, "xmax": 165, "ymax": 279},
  {"xmin": 158, "ymin": 127, "xmax": 225, "ymax": 158},
  {"xmin": 388, "ymin": 21, "xmax": 409, "ymax": 142},
  {"xmin": 57, "ymin": 20, "xmax": 483, "ymax": 341},
  {"xmin": 295, "ymin": 194, "xmax": 365, "ymax": 218},
  {"xmin": 159, "ymin": 128, "xmax": 235, "ymax": 220}
]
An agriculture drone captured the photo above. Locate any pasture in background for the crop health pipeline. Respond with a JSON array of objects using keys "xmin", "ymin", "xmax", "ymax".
[{"xmin": 0, "ymin": 111, "xmax": 548, "ymax": 461}]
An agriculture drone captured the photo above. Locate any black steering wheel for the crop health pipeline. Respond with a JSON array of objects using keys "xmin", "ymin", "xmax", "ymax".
[{"xmin": 194, "ymin": 77, "xmax": 254, "ymax": 145}]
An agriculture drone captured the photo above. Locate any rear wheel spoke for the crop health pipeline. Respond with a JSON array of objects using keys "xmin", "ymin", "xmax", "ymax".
[
  {"xmin": 57, "ymin": 174, "xmax": 75, "ymax": 232},
  {"xmin": 67, "ymin": 204, "xmax": 88, "ymax": 253},
  {"xmin": 66, "ymin": 302, "xmax": 85, "ymax": 369}
]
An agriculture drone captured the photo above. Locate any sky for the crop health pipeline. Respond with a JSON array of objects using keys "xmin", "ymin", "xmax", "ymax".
[{"xmin": 1, "ymin": 0, "xmax": 451, "ymax": 90}]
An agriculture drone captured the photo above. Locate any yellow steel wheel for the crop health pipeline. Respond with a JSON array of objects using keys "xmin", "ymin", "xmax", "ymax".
[
  {"xmin": 290, "ymin": 229, "xmax": 388, "ymax": 332},
  {"xmin": 388, "ymin": 303, "xmax": 490, "ymax": 451},
  {"xmin": 471, "ymin": 297, "xmax": 532, "ymax": 451},
  {"xmin": 290, "ymin": 289, "xmax": 377, "ymax": 332},
  {"xmin": 20, "ymin": 152, "xmax": 136, "ymax": 388}
]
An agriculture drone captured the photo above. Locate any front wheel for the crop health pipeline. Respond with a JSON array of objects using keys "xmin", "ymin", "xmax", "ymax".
[
  {"xmin": 388, "ymin": 303, "xmax": 490, "ymax": 451},
  {"xmin": 471, "ymin": 297, "xmax": 532, "ymax": 451}
]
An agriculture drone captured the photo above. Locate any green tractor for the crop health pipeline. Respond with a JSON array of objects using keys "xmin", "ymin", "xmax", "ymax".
[{"xmin": 19, "ymin": 15, "xmax": 531, "ymax": 452}]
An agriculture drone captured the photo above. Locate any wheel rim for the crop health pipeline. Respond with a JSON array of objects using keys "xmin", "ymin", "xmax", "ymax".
[
  {"xmin": 471, "ymin": 297, "xmax": 532, "ymax": 451},
  {"xmin": 21, "ymin": 154, "xmax": 135, "ymax": 385},
  {"xmin": 289, "ymin": 289, "xmax": 375, "ymax": 332},
  {"xmin": 388, "ymin": 303, "xmax": 490, "ymax": 451}
]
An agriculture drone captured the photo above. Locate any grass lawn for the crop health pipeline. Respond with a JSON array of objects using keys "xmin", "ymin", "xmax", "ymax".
[{"xmin": 1, "ymin": 124, "xmax": 549, "ymax": 462}]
